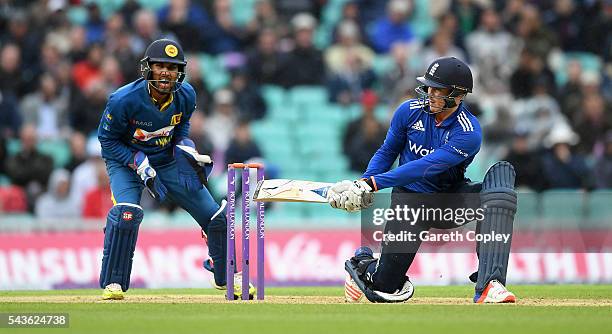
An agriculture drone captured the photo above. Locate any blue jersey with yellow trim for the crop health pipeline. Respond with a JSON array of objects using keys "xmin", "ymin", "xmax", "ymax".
[
  {"xmin": 98, "ymin": 79, "xmax": 196, "ymax": 166},
  {"xmin": 363, "ymin": 99, "xmax": 482, "ymax": 193}
]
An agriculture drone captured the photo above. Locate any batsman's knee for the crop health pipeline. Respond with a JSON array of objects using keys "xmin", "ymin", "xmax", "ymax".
[{"xmin": 481, "ymin": 161, "xmax": 517, "ymax": 214}]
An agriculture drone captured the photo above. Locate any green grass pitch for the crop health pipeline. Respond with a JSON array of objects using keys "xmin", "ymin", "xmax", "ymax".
[{"xmin": 1, "ymin": 285, "xmax": 611, "ymax": 334}]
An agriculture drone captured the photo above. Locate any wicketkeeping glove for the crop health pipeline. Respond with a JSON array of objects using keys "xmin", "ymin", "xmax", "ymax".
[
  {"xmin": 133, "ymin": 151, "xmax": 167, "ymax": 201},
  {"xmin": 174, "ymin": 138, "xmax": 213, "ymax": 192}
]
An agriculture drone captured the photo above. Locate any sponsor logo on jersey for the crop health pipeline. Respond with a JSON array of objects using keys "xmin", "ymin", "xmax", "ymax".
[
  {"xmin": 130, "ymin": 119, "xmax": 153, "ymax": 127},
  {"xmin": 411, "ymin": 120, "xmax": 425, "ymax": 131},
  {"xmin": 451, "ymin": 145, "xmax": 468, "ymax": 157},
  {"xmin": 133, "ymin": 125, "xmax": 175, "ymax": 142},
  {"xmin": 170, "ymin": 113, "xmax": 182, "ymax": 126},
  {"xmin": 408, "ymin": 139, "xmax": 435, "ymax": 157}
]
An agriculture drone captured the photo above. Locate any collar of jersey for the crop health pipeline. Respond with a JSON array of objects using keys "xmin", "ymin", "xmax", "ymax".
[
  {"xmin": 147, "ymin": 83, "xmax": 174, "ymax": 112},
  {"xmin": 432, "ymin": 102, "xmax": 464, "ymax": 128}
]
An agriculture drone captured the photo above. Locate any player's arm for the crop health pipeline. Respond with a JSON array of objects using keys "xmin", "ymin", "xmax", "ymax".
[
  {"xmin": 97, "ymin": 96, "xmax": 168, "ymax": 200},
  {"xmin": 172, "ymin": 85, "xmax": 213, "ymax": 191},
  {"xmin": 328, "ymin": 104, "xmax": 408, "ymax": 211},
  {"xmin": 370, "ymin": 130, "xmax": 481, "ymax": 190},
  {"xmin": 362, "ymin": 104, "xmax": 408, "ymax": 177},
  {"xmin": 97, "ymin": 96, "xmax": 134, "ymax": 166}
]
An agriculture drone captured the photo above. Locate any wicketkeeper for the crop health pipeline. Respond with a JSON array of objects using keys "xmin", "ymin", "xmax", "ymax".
[
  {"xmin": 328, "ymin": 57, "xmax": 517, "ymax": 303},
  {"xmin": 97, "ymin": 39, "xmax": 253, "ymax": 300}
]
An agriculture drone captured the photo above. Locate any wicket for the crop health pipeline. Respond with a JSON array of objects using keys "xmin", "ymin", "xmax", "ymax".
[{"xmin": 226, "ymin": 163, "xmax": 265, "ymax": 300}]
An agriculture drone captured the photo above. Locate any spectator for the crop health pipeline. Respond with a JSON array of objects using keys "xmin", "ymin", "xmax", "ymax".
[
  {"xmin": 5, "ymin": 125, "xmax": 54, "ymax": 209},
  {"xmin": 540, "ymin": 125, "xmax": 593, "ymax": 190},
  {"xmin": 342, "ymin": 90, "xmax": 386, "ymax": 172},
  {"xmin": 513, "ymin": 78, "xmax": 569, "ymax": 151},
  {"xmin": 130, "ymin": 9, "xmax": 177, "ymax": 56},
  {"xmin": 368, "ymin": 0, "xmax": 415, "ymax": 54},
  {"xmin": 542, "ymin": 0, "xmax": 584, "ymax": 52},
  {"xmin": 202, "ymin": 0, "xmax": 245, "ymax": 54},
  {"xmin": 515, "ymin": 5, "xmax": 558, "ymax": 60},
  {"xmin": 0, "ymin": 43, "xmax": 28, "ymax": 98},
  {"xmin": 84, "ymin": 3, "xmax": 106, "ymax": 45},
  {"xmin": 380, "ymin": 42, "xmax": 419, "ymax": 104},
  {"xmin": 574, "ymin": 93, "xmax": 611, "ymax": 155},
  {"xmin": 205, "ymin": 89, "xmax": 237, "ymax": 154},
  {"xmin": 436, "ymin": 12, "xmax": 466, "ymax": 53},
  {"xmin": 35, "ymin": 168, "xmax": 79, "ymax": 218},
  {"xmin": 225, "ymin": 121, "xmax": 263, "ymax": 165},
  {"xmin": 451, "ymin": 0, "xmax": 482, "ymax": 36},
  {"xmin": 0, "ymin": 136, "xmax": 5, "ymax": 175},
  {"xmin": 100, "ymin": 56, "xmax": 125, "ymax": 91},
  {"xmin": 65, "ymin": 132, "xmax": 88, "ymax": 172},
  {"xmin": 245, "ymin": 0, "xmax": 287, "ymax": 48},
  {"xmin": 465, "ymin": 8, "xmax": 518, "ymax": 95},
  {"xmin": 67, "ymin": 25, "xmax": 88, "ymax": 63},
  {"xmin": 0, "ymin": 10, "xmax": 42, "ymax": 93},
  {"xmin": 593, "ymin": 132, "xmax": 612, "ymax": 189},
  {"xmin": 327, "ymin": 50, "xmax": 377, "ymax": 105},
  {"xmin": 325, "ymin": 20, "xmax": 375, "ymax": 76},
  {"xmin": 330, "ymin": 1, "xmax": 369, "ymax": 46},
  {"xmin": 509, "ymin": 49, "xmax": 556, "ymax": 99},
  {"xmin": 158, "ymin": 0, "xmax": 210, "ymax": 52},
  {"xmin": 69, "ymin": 79, "xmax": 109, "ymax": 136},
  {"xmin": 274, "ymin": 0, "xmax": 322, "ymax": 22},
  {"xmin": 111, "ymin": 29, "xmax": 140, "ymax": 82},
  {"xmin": 82, "ymin": 160, "xmax": 113, "ymax": 219},
  {"xmin": 503, "ymin": 130, "xmax": 546, "ymax": 191},
  {"xmin": 558, "ymin": 60, "xmax": 584, "ymax": 121},
  {"xmin": 187, "ymin": 111, "xmax": 214, "ymax": 156},
  {"xmin": 0, "ymin": 89, "xmax": 22, "ymax": 138},
  {"xmin": 19, "ymin": 73, "xmax": 69, "ymax": 140},
  {"xmin": 229, "ymin": 68, "xmax": 267, "ymax": 120},
  {"xmin": 119, "ymin": 0, "xmax": 142, "ymax": 27},
  {"xmin": 346, "ymin": 115, "xmax": 386, "ymax": 173},
  {"xmin": 282, "ymin": 13, "xmax": 325, "ymax": 87},
  {"xmin": 71, "ymin": 43, "xmax": 104, "ymax": 93},
  {"xmin": 185, "ymin": 56, "xmax": 213, "ymax": 115},
  {"xmin": 246, "ymin": 28, "xmax": 286, "ymax": 86},
  {"xmin": 420, "ymin": 30, "xmax": 467, "ymax": 70},
  {"xmin": 70, "ymin": 136, "xmax": 103, "ymax": 209}
]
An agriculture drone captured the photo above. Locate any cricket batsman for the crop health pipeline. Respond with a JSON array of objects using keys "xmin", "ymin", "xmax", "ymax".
[
  {"xmin": 97, "ymin": 39, "xmax": 253, "ymax": 300},
  {"xmin": 328, "ymin": 57, "xmax": 517, "ymax": 303}
]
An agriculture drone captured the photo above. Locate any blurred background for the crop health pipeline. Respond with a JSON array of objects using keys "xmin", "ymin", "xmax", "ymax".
[{"xmin": 0, "ymin": 0, "xmax": 610, "ymax": 290}]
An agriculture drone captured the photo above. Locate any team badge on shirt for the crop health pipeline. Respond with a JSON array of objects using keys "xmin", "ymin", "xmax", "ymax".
[{"xmin": 170, "ymin": 113, "xmax": 182, "ymax": 126}]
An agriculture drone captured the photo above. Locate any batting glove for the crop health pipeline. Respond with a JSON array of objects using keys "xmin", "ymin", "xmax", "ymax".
[{"xmin": 327, "ymin": 180, "xmax": 354, "ymax": 210}]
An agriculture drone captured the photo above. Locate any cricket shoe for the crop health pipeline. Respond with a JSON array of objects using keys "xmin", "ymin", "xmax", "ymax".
[
  {"xmin": 102, "ymin": 283, "xmax": 124, "ymax": 300},
  {"xmin": 344, "ymin": 273, "xmax": 364, "ymax": 303},
  {"xmin": 474, "ymin": 280, "xmax": 516, "ymax": 303},
  {"xmin": 210, "ymin": 272, "xmax": 256, "ymax": 300}
]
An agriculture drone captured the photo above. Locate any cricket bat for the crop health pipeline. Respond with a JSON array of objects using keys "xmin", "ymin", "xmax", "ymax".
[{"xmin": 253, "ymin": 179, "xmax": 333, "ymax": 203}]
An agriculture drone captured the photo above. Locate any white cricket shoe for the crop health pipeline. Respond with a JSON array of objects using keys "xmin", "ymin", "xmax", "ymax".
[
  {"xmin": 475, "ymin": 280, "xmax": 516, "ymax": 303},
  {"xmin": 344, "ymin": 273, "xmax": 364, "ymax": 303}
]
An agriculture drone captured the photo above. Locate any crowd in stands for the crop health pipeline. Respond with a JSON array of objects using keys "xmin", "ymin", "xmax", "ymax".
[{"xmin": 0, "ymin": 0, "xmax": 610, "ymax": 216}]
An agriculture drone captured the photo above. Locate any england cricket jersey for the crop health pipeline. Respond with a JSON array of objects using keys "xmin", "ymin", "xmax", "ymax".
[{"xmin": 363, "ymin": 99, "xmax": 482, "ymax": 192}]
